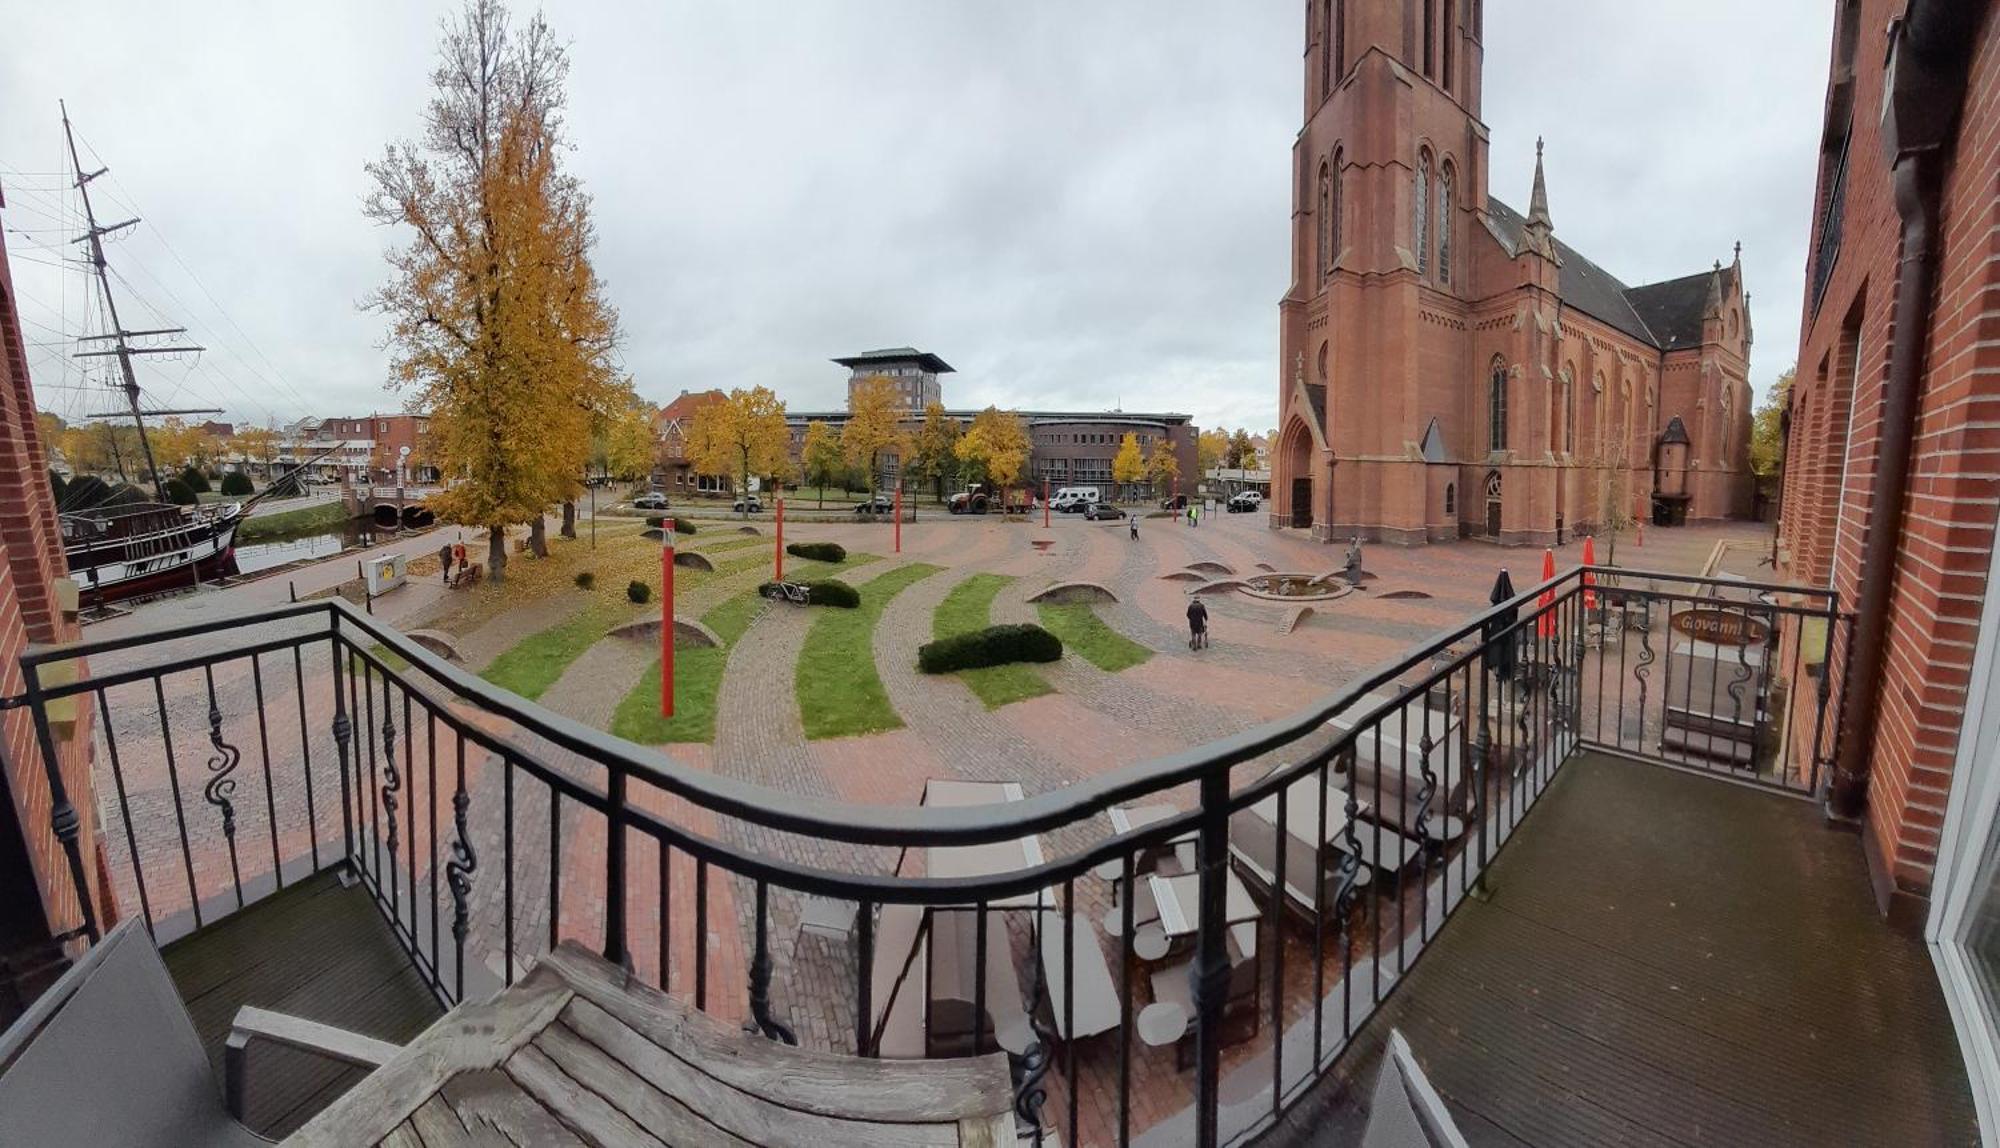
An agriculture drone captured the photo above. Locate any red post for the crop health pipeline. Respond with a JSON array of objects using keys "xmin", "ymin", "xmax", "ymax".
[
  {"xmin": 893, "ymin": 486, "xmax": 902, "ymax": 554},
  {"xmin": 775, "ymin": 495, "xmax": 785, "ymax": 581},
  {"xmin": 660, "ymin": 524, "xmax": 675, "ymax": 718},
  {"xmin": 1043, "ymin": 478, "xmax": 1050, "ymax": 529}
]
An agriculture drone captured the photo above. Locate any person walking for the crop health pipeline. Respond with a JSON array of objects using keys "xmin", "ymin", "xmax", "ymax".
[
  {"xmin": 1129, "ymin": 514, "xmax": 1139, "ymax": 542},
  {"xmin": 1187, "ymin": 596, "xmax": 1209, "ymax": 650},
  {"xmin": 437, "ymin": 541, "xmax": 453, "ymax": 585},
  {"xmin": 451, "ymin": 539, "xmax": 468, "ymax": 582}
]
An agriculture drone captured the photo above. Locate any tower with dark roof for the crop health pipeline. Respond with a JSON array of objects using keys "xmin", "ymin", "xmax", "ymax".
[{"xmin": 1273, "ymin": 1, "xmax": 1754, "ymax": 546}]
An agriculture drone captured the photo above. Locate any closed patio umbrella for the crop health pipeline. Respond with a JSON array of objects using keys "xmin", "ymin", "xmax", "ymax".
[{"xmin": 1486, "ymin": 569, "xmax": 1518, "ymax": 682}]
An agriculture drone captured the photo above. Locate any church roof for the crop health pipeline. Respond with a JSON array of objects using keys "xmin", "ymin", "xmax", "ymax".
[
  {"xmin": 1625, "ymin": 266, "xmax": 1738, "ymax": 350},
  {"xmin": 1487, "ymin": 199, "xmax": 1735, "ymax": 354},
  {"xmin": 1303, "ymin": 382, "xmax": 1327, "ymax": 430}
]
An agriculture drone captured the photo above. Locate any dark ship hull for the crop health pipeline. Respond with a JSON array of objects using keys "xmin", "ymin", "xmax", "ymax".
[{"xmin": 61, "ymin": 502, "xmax": 244, "ymax": 602}]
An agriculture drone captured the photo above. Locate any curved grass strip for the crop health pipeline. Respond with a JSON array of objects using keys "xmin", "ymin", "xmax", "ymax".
[
  {"xmin": 798, "ymin": 563, "xmax": 942, "ymax": 739},
  {"xmin": 609, "ymin": 556, "xmax": 868, "ymax": 744},
  {"xmin": 1036, "ymin": 603, "xmax": 1152, "ymax": 672},
  {"xmin": 933, "ymin": 574, "xmax": 1052, "ymax": 709},
  {"xmin": 479, "ymin": 606, "xmax": 616, "ymax": 700}
]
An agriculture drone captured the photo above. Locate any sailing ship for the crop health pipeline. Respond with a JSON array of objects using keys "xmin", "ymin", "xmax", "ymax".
[{"xmin": 51, "ymin": 104, "xmax": 308, "ymax": 602}]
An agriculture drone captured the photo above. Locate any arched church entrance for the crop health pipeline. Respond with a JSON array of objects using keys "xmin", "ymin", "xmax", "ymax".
[
  {"xmin": 1485, "ymin": 470, "xmax": 1503, "ymax": 537},
  {"xmin": 1280, "ymin": 417, "xmax": 1316, "ymax": 530}
]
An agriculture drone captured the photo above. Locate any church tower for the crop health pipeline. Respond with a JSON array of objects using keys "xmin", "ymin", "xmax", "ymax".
[{"xmin": 1275, "ymin": 0, "xmax": 1490, "ymax": 543}]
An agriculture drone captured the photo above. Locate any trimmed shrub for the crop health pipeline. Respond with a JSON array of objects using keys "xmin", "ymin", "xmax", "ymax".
[
  {"xmin": 645, "ymin": 514, "xmax": 698, "ymax": 535},
  {"xmin": 574, "ymin": 572, "xmax": 596, "ymax": 590},
  {"xmin": 163, "ymin": 477, "xmax": 198, "ymax": 506},
  {"xmin": 219, "ymin": 472, "xmax": 254, "ymax": 496},
  {"xmin": 785, "ymin": 541, "xmax": 846, "ymax": 563},
  {"xmin": 179, "ymin": 467, "xmax": 211, "ymax": 494},
  {"xmin": 760, "ymin": 579, "xmax": 859, "ymax": 608},
  {"xmin": 919, "ymin": 623, "xmax": 1063, "ymax": 674},
  {"xmin": 627, "ymin": 580, "xmax": 651, "ymax": 604}
]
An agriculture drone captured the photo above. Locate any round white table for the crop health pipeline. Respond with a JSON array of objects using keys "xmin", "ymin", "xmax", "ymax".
[
  {"xmin": 1132, "ymin": 922, "xmax": 1170, "ymax": 962},
  {"xmin": 1136, "ymin": 1001, "xmax": 1188, "ymax": 1048}
]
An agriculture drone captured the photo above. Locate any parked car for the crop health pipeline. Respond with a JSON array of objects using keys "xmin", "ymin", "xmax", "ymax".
[
  {"xmin": 1084, "ymin": 502, "xmax": 1126, "ymax": 520},
  {"xmin": 855, "ymin": 494, "xmax": 895, "ymax": 515},
  {"xmin": 1227, "ymin": 491, "xmax": 1264, "ymax": 513},
  {"xmin": 732, "ymin": 495, "xmax": 763, "ymax": 513},
  {"xmin": 633, "ymin": 492, "xmax": 669, "ymax": 511},
  {"xmin": 1161, "ymin": 494, "xmax": 1189, "ymax": 511}
]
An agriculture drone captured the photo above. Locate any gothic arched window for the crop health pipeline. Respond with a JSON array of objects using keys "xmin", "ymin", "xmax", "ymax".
[
  {"xmin": 1422, "ymin": 0, "xmax": 1436, "ymax": 78},
  {"xmin": 1444, "ymin": 482, "xmax": 1456, "ymax": 515},
  {"xmin": 1316, "ymin": 161, "xmax": 1332, "ymax": 284},
  {"xmin": 1415, "ymin": 150, "xmax": 1431, "ymax": 276},
  {"xmin": 1321, "ymin": 0, "xmax": 1336, "ymax": 96},
  {"xmin": 1559, "ymin": 368, "xmax": 1574, "ymax": 454},
  {"xmin": 1488, "ymin": 355, "xmax": 1508, "ymax": 451},
  {"xmin": 1437, "ymin": 161, "xmax": 1454, "ymax": 285},
  {"xmin": 1331, "ymin": 148, "xmax": 1344, "ymax": 267}
]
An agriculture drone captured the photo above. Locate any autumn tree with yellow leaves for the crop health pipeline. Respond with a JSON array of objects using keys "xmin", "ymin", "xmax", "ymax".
[
  {"xmin": 1145, "ymin": 440, "xmax": 1180, "ymax": 498},
  {"xmin": 365, "ymin": 0, "xmax": 628, "ymax": 580},
  {"xmin": 955, "ymin": 406, "xmax": 1030, "ymax": 512},
  {"xmin": 841, "ymin": 374, "xmax": 906, "ymax": 496},
  {"xmin": 686, "ymin": 386, "xmax": 790, "ymax": 517},
  {"xmin": 800, "ymin": 420, "xmax": 843, "ymax": 507},
  {"xmin": 1111, "ymin": 432, "xmax": 1145, "ymax": 500}
]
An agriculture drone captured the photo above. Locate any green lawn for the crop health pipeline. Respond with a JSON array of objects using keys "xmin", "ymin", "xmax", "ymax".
[
  {"xmin": 798, "ymin": 563, "xmax": 942, "ymax": 739},
  {"xmin": 609, "ymin": 557, "xmax": 869, "ymax": 744},
  {"xmin": 478, "ymin": 607, "xmax": 611, "ymax": 701},
  {"xmin": 1037, "ymin": 603, "xmax": 1153, "ymax": 672},
  {"xmin": 932, "ymin": 574, "xmax": 1052, "ymax": 708},
  {"xmin": 238, "ymin": 501, "xmax": 350, "ymax": 541}
]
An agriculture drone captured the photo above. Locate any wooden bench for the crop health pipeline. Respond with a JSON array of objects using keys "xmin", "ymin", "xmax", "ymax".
[{"xmin": 292, "ymin": 941, "xmax": 1017, "ymax": 1146}]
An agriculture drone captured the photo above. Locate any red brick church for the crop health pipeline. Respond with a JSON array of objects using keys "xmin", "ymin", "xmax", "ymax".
[{"xmin": 1273, "ymin": 0, "xmax": 1755, "ymax": 545}]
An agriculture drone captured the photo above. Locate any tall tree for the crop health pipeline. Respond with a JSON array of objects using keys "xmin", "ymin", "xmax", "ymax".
[
  {"xmin": 908, "ymin": 401, "xmax": 961, "ymax": 502},
  {"xmin": 1112, "ymin": 432, "xmax": 1146, "ymax": 500},
  {"xmin": 800, "ymin": 420, "xmax": 843, "ymax": 507},
  {"xmin": 365, "ymin": 0, "xmax": 621, "ymax": 580},
  {"xmin": 1226, "ymin": 428, "xmax": 1255, "ymax": 469},
  {"xmin": 591, "ymin": 394, "xmax": 656, "ymax": 481},
  {"xmin": 1146, "ymin": 440, "xmax": 1181, "ymax": 498},
  {"xmin": 1750, "ymin": 365, "xmax": 1794, "ymax": 477},
  {"xmin": 686, "ymin": 386, "xmax": 789, "ymax": 517},
  {"xmin": 233, "ymin": 426, "xmax": 279, "ymax": 477},
  {"xmin": 841, "ymin": 374, "xmax": 905, "ymax": 494},
  {"xmin": 1197, "ymin": 427, "xmax": 1229, "ymax": 475},
  {"xmin": 955, "ymin": 407, "xmax": 1030, "ymax": 508}
]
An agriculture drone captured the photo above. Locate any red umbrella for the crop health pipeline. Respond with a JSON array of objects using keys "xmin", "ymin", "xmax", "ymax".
[
  {"xmin": 1580, "ymin": 535, "xmax": 1597, "ymax": 612},
  {"xmin": 1536, "ymin": 547, "xmax": 1557, "ymax": 637}
]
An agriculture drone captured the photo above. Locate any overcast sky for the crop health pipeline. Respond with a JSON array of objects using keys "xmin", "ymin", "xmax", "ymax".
[{"xmin": 4, "ymin": 1, "xmax": 1830, "ymax": 437}]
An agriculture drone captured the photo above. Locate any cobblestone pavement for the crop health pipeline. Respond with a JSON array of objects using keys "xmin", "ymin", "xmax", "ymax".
[{"xmin": 77, "ymin": 507, "xmax": 1774, "ymax": 1145}]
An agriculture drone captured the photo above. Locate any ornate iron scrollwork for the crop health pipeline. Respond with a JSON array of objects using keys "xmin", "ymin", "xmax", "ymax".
[
  {"xmin": 1014, "ymin": 911, "xmax": 1056, "ymax": 1136},
  {"xmin": 380, "ymin": 702, "xmax": 401, "ymax": 860},
  {"xmin": 446, "ymin": 788, "xmax": 476, "ymax": 944},
  {"xmin": 204, "ymin": 694, "xmax": 240, "ymax": 842},
  {"xmin": 1634, "ymin": 610, "xmax": 1655, "ymax": 725},
  {"xmin": 1414, "ymin": 707, "xmax": 1438, "ymax": 845}
]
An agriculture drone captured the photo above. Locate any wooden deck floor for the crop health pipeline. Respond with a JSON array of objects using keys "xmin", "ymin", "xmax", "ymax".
[
  {"xmin": 161, "ymin": 870, "xmax": 444, "ymax": 1138},
  {"xmin": 1273, "ymin": 751, "xmax": 1980, "ymax": 1147}
]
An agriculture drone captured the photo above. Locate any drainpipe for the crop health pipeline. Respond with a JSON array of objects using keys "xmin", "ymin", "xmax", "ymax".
[{"xmin": 1827, "ymin": 0, "xmax": 1984, "ymax": 820}]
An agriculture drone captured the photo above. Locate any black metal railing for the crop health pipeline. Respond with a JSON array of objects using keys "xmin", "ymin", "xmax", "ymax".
[{"xmin": 19, "ymin": 563, "xmax": 1844, "ymax": 1147}]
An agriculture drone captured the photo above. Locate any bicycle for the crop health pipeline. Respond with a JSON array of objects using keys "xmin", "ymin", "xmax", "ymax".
[{"xmin": 761, "ymin": 581, "xmax": 812, "ymax": 605}]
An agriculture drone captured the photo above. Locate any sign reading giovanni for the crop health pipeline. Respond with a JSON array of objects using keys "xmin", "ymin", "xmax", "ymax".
[{"xmin": 1669, "ymin": 608, "xmax": 1770, "ymax": 647}]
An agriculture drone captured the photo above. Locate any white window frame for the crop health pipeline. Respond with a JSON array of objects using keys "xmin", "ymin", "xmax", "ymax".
[{"xmin": 1928, "ymin": 522, "xmax": 2000, "ymax": 1146}]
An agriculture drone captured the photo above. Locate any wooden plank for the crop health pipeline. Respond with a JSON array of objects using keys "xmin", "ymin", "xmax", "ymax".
[
  {"xmin": 379, "ymin": 1124, "xmax": 424, "ymax": 1148},
  {"xmin": 957, "ymin": 1112, "xmax": 1015, "ymax": 1148},
  {"xmin": 231, "ymin": 1005, "xmax": 403, "ymax": 1067},
  {"xmin": 407, "ymin": 1096, "xmax": 476, "ymax": 1148},
  {"xmin": 541, "ymin": 944, "xmax": 1013, "ymax": 1123},
  {"xmin": 438, "ymin": 1068, "xmax": 585, "ymax": 1147},
  {"xmin": 506, "ymin": 1043, "xmax": 669, "ymax": 1148},
  {"xmin": 287, "ymin": 965, "xmax": 575, "ymax": 1147}
]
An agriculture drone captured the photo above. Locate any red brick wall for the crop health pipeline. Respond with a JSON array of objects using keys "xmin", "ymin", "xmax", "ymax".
[
  {"xmin": 1781, "ymin": 0, "xmax": 2000, "ymax": 917},
  {"xmin": 0, "ymin": 204, "xmax": 101, "ymax": 944}
]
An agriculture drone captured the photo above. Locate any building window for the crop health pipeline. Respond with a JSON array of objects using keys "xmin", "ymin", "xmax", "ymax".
[
  {"xmin": 1442, "ymin": 0, "xmax": 1455, "ymax": 92},
  {"xmin": 1444, "ymin": 482, "xmax": 1456, "ymax": 515},
  {"xmin": 1333, "ymin": 0, "xmax": 1344, "ymax": 87},
  {"xmin": 1488, "ymin": 356, "xmax": 1508, "ymax": 451},
  {"xmin": 1437, "ymin": 161, "xmax": 1453, "ymax": 285},
  {"xmin": 1331, "ymin": 148, "xmax": 1343, "ymax": 269},
  {"xmin": 1317, "ymin": 161, "xmax": 1332, "ymax": 283},
  {"xmin": 1320, "ymin": 0, "xmax": 1334, "ymax": 98},
  {"xmin": 1561, "ymin": 370, "xmax": 1574, "ymax": 454},
  {"xmin": 1422, "ymin": 0, "xmax": 1435, "ymax": 77},
  {"xmin": 1414, "ymin": 151, "xmax": 1431, "ymax": 276}
]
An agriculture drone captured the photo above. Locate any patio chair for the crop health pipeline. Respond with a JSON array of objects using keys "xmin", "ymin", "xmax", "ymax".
[
  {"xmin": 1361, "ymin": 1029, "xmax": 1470, "ymax": 1148},
  {"xmin": 0, "ymin": 920, "xmax": 399, "ymax": 1147}
]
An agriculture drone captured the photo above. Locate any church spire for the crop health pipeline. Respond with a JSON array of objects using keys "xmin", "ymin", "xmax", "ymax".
[
  {"xmin": 1522, "ymin": 137, "xmax": 1558, "ymax": 259},
  {"xmin": 1703, "ymin": 259, "xmax": 1725, "ymax": 318}
]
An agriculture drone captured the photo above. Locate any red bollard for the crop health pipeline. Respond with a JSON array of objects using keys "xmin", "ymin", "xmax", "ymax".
[
  {"xmin": 660, "ymin": 523, "xmax": 675, "ymax": 718},
  {"xmin": 894, "ymin": 486, "xmax": 902, "ymax": 554},
  {"xmin": 775, "ymin": 496, "xmax": 785, "ymax": 582}
]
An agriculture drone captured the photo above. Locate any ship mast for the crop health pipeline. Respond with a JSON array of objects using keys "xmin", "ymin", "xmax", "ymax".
[{"xmin": 60, "ymin": 101, "xmax": 216, "ymax": 503}]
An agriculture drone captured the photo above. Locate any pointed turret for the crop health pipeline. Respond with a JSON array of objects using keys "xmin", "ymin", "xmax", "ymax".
[
  {"xmin": 1521, "ymin": 137, "xmax": 1558, "ymax": 260},
  {"xmin": 1703, "ymin": 260, "xmax": 1725, "ymax": 318}
]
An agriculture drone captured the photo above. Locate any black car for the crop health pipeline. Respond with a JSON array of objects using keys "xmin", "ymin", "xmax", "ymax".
[
  {"xmin": 1083, "ymin": 502, "xmax": 1125, "ymax": 520},
  {"xmin": 1160, "ymin": 494, "xmax": 1188, "ymax": 511},
  {"xmin": 855, "ymin": 494, "xmax": 895, "ymax": 515}
]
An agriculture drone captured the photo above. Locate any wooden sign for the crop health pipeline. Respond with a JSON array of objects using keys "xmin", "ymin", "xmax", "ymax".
[{"xmin": 1669, "ymin": 608, "xmax": 1769, "ymax": 647}]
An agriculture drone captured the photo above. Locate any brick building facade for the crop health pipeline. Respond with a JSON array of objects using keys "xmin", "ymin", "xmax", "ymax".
[
  {"xmin": 1274, "ymin": 0, "xmax": 1755, "ymax": 546},
  {"xmin": 1778, "ymin": 0, "xmax": 2000, "ymax": 929},
  {"xmin": 651, "ymin": 389, "xmax": 730, "ymax": 494},
  {"xmin": 0, "ymin": 183, "xmax": 106, "ymax": 1022}
]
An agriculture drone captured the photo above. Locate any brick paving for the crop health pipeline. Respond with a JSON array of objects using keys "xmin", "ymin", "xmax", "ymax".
[{"xmin": 77, "ymin": 508, "xmax": 1774, "ymax": 1145}]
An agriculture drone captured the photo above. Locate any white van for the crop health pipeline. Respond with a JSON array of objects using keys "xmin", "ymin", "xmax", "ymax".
[{"xmin": 1051, "ymin": 486, "xmax": 1101, "ymax": 512}]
